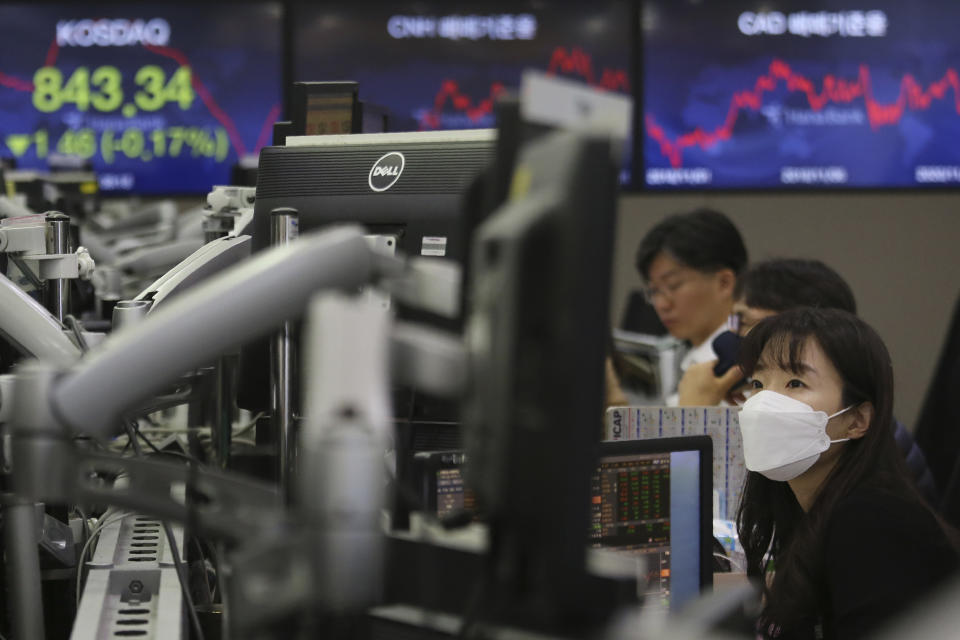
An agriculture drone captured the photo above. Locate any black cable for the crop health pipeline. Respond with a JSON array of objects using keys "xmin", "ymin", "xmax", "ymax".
[
  {"xmin": 63, "ymin": 314, "xmax": 89, "ymax": 353},
  {"xmin": 163, "ymin": 521, "xmax": 206, "ymax": 640},
  {"xmin": 125, "ymin": 418, "xmax": 204, "ymax": 465},
  {"xmin": 124, "ymin": 420, "xmax": 143, "ymax": 457},
  {"xmin": 192, "ymin": 537, "xmax": 215, "ymax": 605},
  {"xmin": 456, "ymin": 574, "xmax": 489, "ymax": 640}
]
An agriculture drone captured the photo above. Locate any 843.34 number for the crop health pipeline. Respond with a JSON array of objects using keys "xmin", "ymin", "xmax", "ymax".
[{"xmin": 32, "ymin": 65, "xmax": 194, "ymax": 114}]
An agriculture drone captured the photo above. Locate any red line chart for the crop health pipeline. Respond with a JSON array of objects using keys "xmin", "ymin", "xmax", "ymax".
[
  {"xmin": 645, "ymin": 59, "xmax": 960, "ymax": 168},
  {"xmin": 419, "ymin": 80, "xmax": 506, "ymax": 130},
  {"xmin": 45, "ymin": 38, "xmax": 59, "ymax": 68},
  {"xmin": 143, "ymin": 44, "xmax": 252, "ymax": 157},
  {"xmin": 1, "ymin": 38, "xmax": 281, "ymax": 158},
  {"xmin": 254, "ymin": 102, "xmax": 283, "ymax": 154},
  {"xmin": 0, "ymin": 71, "xmax": 33, "ymax": 92},
  {"xmin": 419, "ymin": 46, "xmax": 629, "ymax": 130},
  {"xmin": 546, "ymin": 46, "xmax": 630, "ymax": 92}
]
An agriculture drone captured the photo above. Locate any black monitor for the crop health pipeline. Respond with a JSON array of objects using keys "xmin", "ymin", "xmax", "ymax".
[
  {"xmin": 411, "ymin": 450, "xmax": 475, "ymax": 520},
  {"xmin": 242, "ymin": 130, "xmax": 496, "ymax": 488},
  {"xmin": 408, "ymin": 436, "xmax": 713, "ymax": 613},
  {"xmin": 360, "ymin": 102, "xmax": 391, "ymax": 134},
  {"xmin": 251, "ymin": 129, "xmax": 495, "ymax": 257},
  {"xmin": 290, "ymin": 81, "xmax": 362, "ymax": 137},
  {"xmin": 591, "ymin": 436, "xmax": 714, "ymax": 612},
  {"xmin": 461, "ymin": 129, "xmax": 619, "ymax": 632}
]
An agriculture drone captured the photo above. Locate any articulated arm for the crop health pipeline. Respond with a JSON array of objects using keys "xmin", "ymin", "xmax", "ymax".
[
  {"xmin": 133, "ymin": 234, "xmax": 252, "ymax": 309},
  {"xmin": 0, "ymin": 273, "xmax": 80, "ymax": 366},
  {"xmin": 51, "ymin": 224, "xmax": 393, "ymax": 439}
]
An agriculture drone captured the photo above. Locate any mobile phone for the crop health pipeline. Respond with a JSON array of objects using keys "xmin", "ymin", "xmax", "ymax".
[{"xmin": 712, "ymin": 331, "xmax": 742, "ymax": 376}]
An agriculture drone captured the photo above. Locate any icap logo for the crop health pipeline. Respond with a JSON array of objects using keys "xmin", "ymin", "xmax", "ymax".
[{"xmin": 369, "ymin": 152, "xmax": 405, "ymax": 192}]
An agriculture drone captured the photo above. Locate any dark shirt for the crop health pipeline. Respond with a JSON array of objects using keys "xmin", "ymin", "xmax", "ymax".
[
  {"xmin": 768, "ymin": 486, "xmax": 959, "ymax": 639},
  {"xmin": 893, "ymin": 421, "xmax": 939, "ymax": 507}
]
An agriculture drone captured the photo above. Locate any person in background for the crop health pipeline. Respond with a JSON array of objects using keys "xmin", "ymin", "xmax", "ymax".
[
  {"xmin": 678, "ymin": 258, "xmax": 855, "ymax": 406},
  {"xmin": 679, "ymin": 258, "xmax": 938, "ymax": 505},
  {"xmin": 635, "ymin": 208, "xmax": 748, "ymax": 404},
  {"xmin": 736, "ymin": 308, "xmax": 959, "ymax": 639}
]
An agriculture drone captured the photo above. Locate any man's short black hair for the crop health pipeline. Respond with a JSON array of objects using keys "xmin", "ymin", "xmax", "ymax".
[
  {"xmin": 734, "ymin": 258, "xmax": 857, "ymax": 314},
  {"xmin": 635, "ymin": 208, "xmax": 747, "ymax": 280}
]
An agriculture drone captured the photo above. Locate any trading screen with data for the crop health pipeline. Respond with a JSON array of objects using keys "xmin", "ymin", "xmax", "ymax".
[
  {"xmin": 642, "ymin": 1, "xmax": 960, "ymax": 189},
  {"xmin": 589, "ymin": 449, "xmax": 703, "ymax": 610},
  {"xmin": 0, "ymin": 3, "xmax": 283, "ymax": 194},
  {"xmin": 292, "ymin": 1, "xmax": 633, "ymax": 184}
]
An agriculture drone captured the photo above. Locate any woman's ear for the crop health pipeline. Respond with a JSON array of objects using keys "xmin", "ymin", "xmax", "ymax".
[{"xmin": 845, "ymin": 402, "xmax": 874, "ymax": 439}]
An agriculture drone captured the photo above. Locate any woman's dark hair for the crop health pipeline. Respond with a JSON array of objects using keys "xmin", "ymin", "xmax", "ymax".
[
  {"xmin": 635, "ymin": 208, "xmax": 747, "ymax": 280},
  {"xmin": 735, "ymin": 308, "xmax": 939, "ymax": 629},
  {"xmin": 734, "ymin": 258, "xmax": 857, "ymax": 314}
]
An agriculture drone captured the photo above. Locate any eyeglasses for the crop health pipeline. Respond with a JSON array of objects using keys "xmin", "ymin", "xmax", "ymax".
[{"xmin": 641, "ymin": 277, "xmax": 690, "ymax": 303}]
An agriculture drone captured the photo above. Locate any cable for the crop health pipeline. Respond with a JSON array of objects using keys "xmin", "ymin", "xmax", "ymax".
[
  {"xmin": 192, "ymin": 537, "xmax": 215, "ymax": 605},
  {"xmin": 124, "ymin": 418, "xmax": 204, "ymax": 465},
  {"xmin": 124, "ymin": 420, "xmax": 145, "ymax": 457},
  {"xmin": 75, "ymin": 506, "xmax": 91, "ymax": 551},
  {"xmin": 714, "ymin": 551, "xmax": 745, "ymax": 573},
  {"xmin": 163, "ymin": 521, "xmax": 206, "ymax": 640},
  {"xmin": 76, "ymin": 510, "xmax": 129, "ymax": 608},
  {"xmin": 233, "ymin": 411, "xmax": 265, "ymax": 438},
  {"xmin": 456, "ymin": 572, "xmax": 488, "ymax": 639},
  {"xmin": 63, "ymin": 314, "xmax": 89, "ymax": 353}
]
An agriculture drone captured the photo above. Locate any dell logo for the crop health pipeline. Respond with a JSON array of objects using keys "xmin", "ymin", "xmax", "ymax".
[{"xmin": 369, "ymin": 152, "xmax": 405, "ymax": 192}]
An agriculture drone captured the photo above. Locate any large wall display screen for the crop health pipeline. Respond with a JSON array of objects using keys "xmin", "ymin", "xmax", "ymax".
[
  {"xmin": 642, "ymin": 2, "xmax": 960, "ymax": 189},
  {"xmin": 294, "ymin": 1, "xmax": 633, "ymax": 183},
  {"xmin": 0, "ymin": 3, "xmax": 283, "ymax": 194}
]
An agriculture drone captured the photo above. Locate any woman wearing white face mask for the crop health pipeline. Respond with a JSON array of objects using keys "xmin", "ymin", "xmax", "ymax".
[{"xmin": 735, "ymin": 308, "xmax": 959, "ymax": 640}]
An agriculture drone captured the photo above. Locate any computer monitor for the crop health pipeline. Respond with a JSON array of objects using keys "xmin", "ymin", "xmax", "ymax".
[
  {"xmin": 411, "ymin": 450, "xmax": 476, "ymax": 520},
  {"xmin": 245, "ymin": 129, "xmax": 496, "ymax": 403},
  {"xmin": 0, "ymin": 2, "xmax": 283, "ymax": 195},
  {"xmin": 241, "ymin": 130, "xmax": 497, "ymax": 495},
  {"xmin": 289, "ymin": 81, "xmax": 361, "ymax": 137},
  {"xmin": 461, "ymin": 129, "xmax": 619, "ymax": 631},
  {"xmin": 411, "ymin": 437, "xmax": 712, "ymax": 613},
  {"xmin": 590, "ymin": 436, "xmax": 713, "ymax": 612},
  {"xmin": 641, "ymin": 0, "xmax": 960, "ymax": 189},
  {"xmin": 251, "ymin": 129, "xmax": 495, "ymax": 259},
  {"xmin": 291, "ymin": 1, "xmax": 634, "ymax": 186}
]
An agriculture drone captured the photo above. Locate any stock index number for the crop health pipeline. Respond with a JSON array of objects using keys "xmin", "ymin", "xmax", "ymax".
[{"xmin": 32, "ymin": 65, "xmax": 194, "ymax": 113}]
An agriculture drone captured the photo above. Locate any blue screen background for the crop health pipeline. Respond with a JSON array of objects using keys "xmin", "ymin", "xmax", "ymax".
[
  {"xmin": 642, "ymin": 0, "xmax": 960, "ymax": 188},
  {"xmin": 294, "ymin": 1, "xmax": 634, "ymax": 185},
  {"xmin": 0, "ymin": 3, "xmax": 283, "ymax": 194}
]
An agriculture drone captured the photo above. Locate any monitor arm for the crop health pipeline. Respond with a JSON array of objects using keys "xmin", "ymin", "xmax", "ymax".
[
  {"xmin": 0, "ymin": 273, "xmax": 81, "ymax": 367},
  {"xmin": 5, "ymin": 225, "xmax": 469, "ymax": 638},
  {"xmin": 132, "ymin": 234, "xmax": 252, "ymax": 310},
  {"xmin": 49, "ymin": 225, "xmax": 383, "ymax": 440}
]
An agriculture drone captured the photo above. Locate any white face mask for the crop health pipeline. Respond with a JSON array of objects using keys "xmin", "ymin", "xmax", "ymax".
[{"xmin": 738, "ymin": 390, "xmax": 855, "ymax": 482}]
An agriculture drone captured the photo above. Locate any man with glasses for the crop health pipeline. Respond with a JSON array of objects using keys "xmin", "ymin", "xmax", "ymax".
[{"xmin": 635, "ymin": 208, "xmax": 748, "ymax": 405}]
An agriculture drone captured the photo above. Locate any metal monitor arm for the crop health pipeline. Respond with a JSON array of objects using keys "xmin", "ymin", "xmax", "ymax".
[
  {"xmin": 5, "ymin": 225, "xmax": 467, "ymax": 638},
  {"xmin": 5, "ymin": 226, "xmax": 382, "ymax": 638}
]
